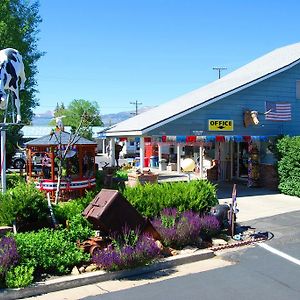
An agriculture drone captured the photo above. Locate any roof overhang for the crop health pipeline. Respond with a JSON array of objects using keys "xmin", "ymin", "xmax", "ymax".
[
  {"xmin": 106, "ymin": 57, "xmax": 300, "ymax": 137},
  {"xmin": 106, "ymin": 130, "xmax": 143, "ymax": 137}
]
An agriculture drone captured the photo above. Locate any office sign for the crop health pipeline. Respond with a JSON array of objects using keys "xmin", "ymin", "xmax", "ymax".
[{"xmin": 208, "ymin": 119, "xmax": 234, "ymax": 131}]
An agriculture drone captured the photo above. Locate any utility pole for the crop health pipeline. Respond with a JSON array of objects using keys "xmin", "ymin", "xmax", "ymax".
[
  {"xmin": 213, "ymin": 67, "xmax": 227, "ymax": 79},
  {"xmin": 130, "ymin": 100, "xmax": 143, "ymax": 115}
]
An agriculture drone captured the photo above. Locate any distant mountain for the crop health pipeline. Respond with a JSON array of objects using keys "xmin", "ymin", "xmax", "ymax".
[
  {"xmin": 32, "ymin": 106, "xmax": 155, "ymax": 127},
  {"xmin": 32, "ymin": 110, "xmax": 53, "ymax": 125},
  {"xmin": 101, "ymin": 106, "xmax": 155, "ymax": 126}
]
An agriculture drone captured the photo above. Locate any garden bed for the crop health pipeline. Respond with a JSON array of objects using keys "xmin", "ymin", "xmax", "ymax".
[
  {"xmin": 0, "ymin": 249, "xmax": 214, "ymax": 300},
  {"xmin": 0, "ymin": 176, "xmax": 222, "ymax": 292}
]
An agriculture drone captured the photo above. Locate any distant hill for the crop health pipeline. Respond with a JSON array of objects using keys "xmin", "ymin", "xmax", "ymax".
[
  {"xmin": 32, "ymin": 110, "xmax": 53, "ymax": 125},
  {"xmin": 32, "ymin": 106, "xmax": 155, "ymax": 127}
]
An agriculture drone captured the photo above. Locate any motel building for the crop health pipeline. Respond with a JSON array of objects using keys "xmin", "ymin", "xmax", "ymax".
[{"xmin": 105, "ymin": 42, "xmax": 300, "ymax": 189}]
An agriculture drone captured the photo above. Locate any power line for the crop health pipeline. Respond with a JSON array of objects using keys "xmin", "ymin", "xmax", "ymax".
[
  {"xmin": 130, "ymin": 100, "xmax": 143, "ymax": 115},
  {"xmin": 213, "ymin": 67, "xmax": 227, "ymax": 79}
]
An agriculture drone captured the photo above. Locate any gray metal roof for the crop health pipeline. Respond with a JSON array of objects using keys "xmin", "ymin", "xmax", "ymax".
[
  {"xmin": 25, "ymin": 131, "xmax": 97, "ymax": 146},
  {"xmin": 106, "ymin": 42, "xmax": 300, "ymax": 136},
  {"xmin": 22, "ymin": 126, "xmax": 106, "ymax": 139}
]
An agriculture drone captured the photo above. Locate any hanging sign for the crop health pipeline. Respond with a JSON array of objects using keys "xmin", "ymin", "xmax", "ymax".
[{"xmin": 208, "ymin": 119, "xmax": 234, "ymax": 131}]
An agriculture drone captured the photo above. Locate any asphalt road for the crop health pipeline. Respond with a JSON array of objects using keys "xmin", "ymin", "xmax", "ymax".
[{"xmin": 84, "ymin": 211, "xmax": 300, "ymax": 300}]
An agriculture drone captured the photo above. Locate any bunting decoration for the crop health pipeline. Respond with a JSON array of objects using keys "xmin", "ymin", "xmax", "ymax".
[{"xmin": 137, "ymin": 135, "xmax": 276, "ymax": 144}]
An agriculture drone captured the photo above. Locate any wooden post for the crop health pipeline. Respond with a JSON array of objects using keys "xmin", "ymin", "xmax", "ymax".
[
  {"xmin": 79, "ymin": 146, "xmax": 83, "ymax": 178},
  {"xmin": 50, "ymin": 148, "xmax": 55, "ymax": 181},
  {"xmin": 229, "ymin": 184, "xmax": 237, "ymax": 237}
]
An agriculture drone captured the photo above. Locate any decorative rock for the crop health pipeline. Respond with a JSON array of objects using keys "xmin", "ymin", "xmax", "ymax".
[
  {"xmin": 212, "ymin": 238, "xmax": 228, "ymax": 246},
  {"xmin": 170, "ymin": 249, "xmax": 180, "ymax": 256},
  {"xmin": 71, "ymin": 266, "xmax": 80, "ymax": 275},
  {"xmin": 85, "ymin": 264, "xmax": 98, "ymax": 273},
  {"xmin": 0, "ymin": 226, "xmax": 13, "ymax": 237},
  {"xmin": 195, "ymin": 237, "xmax": 203, "ymax": 247},
  {"xmin": 79, "ymin": 266, "xmax": 85, "ymax": 273},
  {"xmin": 155, "ymin": 240, "xmax": 164, "ymax": 251}
]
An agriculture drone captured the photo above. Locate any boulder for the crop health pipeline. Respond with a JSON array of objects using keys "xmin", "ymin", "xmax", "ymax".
[
  {"xmin": 71, "ymin": 266, "xmax": 80, "ymax": 275},
  {"xmin": 212, "ymin": 238, "xmax": 228, "ymax": 246}
]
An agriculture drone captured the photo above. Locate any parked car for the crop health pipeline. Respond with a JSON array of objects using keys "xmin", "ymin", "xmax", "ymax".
[{"xmin": 11, "ymin": 151, "xmax": 26, "ymax": 169}]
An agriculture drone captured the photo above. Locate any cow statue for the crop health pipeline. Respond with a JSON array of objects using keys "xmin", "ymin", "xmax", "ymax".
[{"xmin": 0, "ymin": 48, "xmax": 26, "ymax": 123}]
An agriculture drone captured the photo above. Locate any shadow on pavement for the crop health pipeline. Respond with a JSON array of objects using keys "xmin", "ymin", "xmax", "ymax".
[{"xmin": 215, "ymin": 181, "xmax": 279, "ymax": 200}]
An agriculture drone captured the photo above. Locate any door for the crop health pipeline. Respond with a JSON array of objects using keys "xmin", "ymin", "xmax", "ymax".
[{"xmin": 233, "ymin": 142, "xmax": 249, "ymax": 180}]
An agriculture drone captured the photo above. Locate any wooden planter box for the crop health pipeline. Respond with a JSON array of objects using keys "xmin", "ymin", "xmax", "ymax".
[{"xmin": 127, "ymin": 172, "xmax": 158, "ymax": 187}]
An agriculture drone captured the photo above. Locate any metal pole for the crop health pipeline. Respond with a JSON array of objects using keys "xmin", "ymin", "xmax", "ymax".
[{"xmin": 1, "ymin": 129, "xmax": 6, "ymax": 193}]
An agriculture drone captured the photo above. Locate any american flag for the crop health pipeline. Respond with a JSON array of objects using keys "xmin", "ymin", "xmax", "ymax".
[{"xmin": 265, "ymin": 101, "xmax": 291, "ymax": 121}]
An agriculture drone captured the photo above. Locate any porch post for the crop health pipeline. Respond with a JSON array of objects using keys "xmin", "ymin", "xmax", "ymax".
[
  {"xmin": 199, "ymin": 145, "xmax": 204, "ymax": 178},
  {"xmin": 110, "ymin": 138, "xmax": 115, "ymax": 167},
  {"xmin": 158, "ymin": 144, "xmax": 163, "ymax": 171},
  {"xmin": 177, "ymin": 144, "xmax": 181, "ymax": 173},
  {"xmin": 102, "ymin": 139, "xmax": 105, "ymax": 155},
  {"xmin": 139, "ymin": 136, "xmax": 145, "ymax": 172}
]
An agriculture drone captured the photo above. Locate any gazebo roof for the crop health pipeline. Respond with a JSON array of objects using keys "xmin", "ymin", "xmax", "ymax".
[{"xmin": 25, "ymin": 131, "xmax": 97, "ymax": 146}]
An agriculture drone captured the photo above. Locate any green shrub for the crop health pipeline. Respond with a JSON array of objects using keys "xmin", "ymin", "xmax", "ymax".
[
  {"xmin": 277, "ymin": 136, "xmax": 300, "ymax": 196},
  {"xmin": 6, "ymin": 173, "xmax": 26, "ymax": 189},
  {"xmin": 66, "ymin": 214, "xmax": 95, "ymax": 243},
  {"xmin": 14, "ymin": 228, "xmax": 90, "ymax": 275},
  {"xmin": 122, "ymin": 180, "xmax": 217, "ymax": 218},
  {"xmin": 0, "ymin": 182, "xmax": 49, "ymax": 230},
  {"xmin": 114, "ymin": 170, "xmax": 128, "ymax": 180},
  {"xmin": 53, "ymin": 191, "xmax": 94, "ymax": 224},
  {"xmin": 5, "ymin": 265, "xmax": 34, "ymax": 288},
  {"xmin": 52, "ymin": 193, "xmax": 95, "ymax": 243}
]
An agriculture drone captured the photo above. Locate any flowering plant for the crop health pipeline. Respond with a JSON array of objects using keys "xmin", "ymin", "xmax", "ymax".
[
  {"xmin": 151, "ymin": 208, "xmax": 201, "ymax": 249},
  {"xmin": 0, "ymin": 236, "xmax": 19, "ymax": 281},
  {"xmin": 199, "ymin": 215, "xmax": 221, "ymax": 239},
  {"xmin": 92, "ymin": 227, "xmax": 160, "ymax": 271}
]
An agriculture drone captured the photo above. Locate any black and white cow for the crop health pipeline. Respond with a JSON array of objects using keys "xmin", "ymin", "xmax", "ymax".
[{"xmin": 0, "ymin": 48, "xmax": 26, "ymax": 123}]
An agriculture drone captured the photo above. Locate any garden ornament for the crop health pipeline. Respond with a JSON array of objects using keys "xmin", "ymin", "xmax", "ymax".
[
  {"xmin": 55, "ymin": 116, "xmax": 65, "ymax": 131},
  {"xmin": 0, "ymin": 48, "xmax": 26, "ymax": 123},
  {"xmin": 243, "ymin": 110, "xmax": 259, "ymax": 127}
]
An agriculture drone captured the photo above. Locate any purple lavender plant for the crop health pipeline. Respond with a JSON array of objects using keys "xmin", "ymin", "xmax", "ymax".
[
  {"xmin": 92, "ymin": 232, "xmax": 160, "ymax": 271},
  {"xmin": 199, "ymin": 215, "xmax": 221, "ymax": 239},
  {"xmin": 176, "ymin": 210, "xmax": 201, "ymax": 245},
  {"xmin": 152, "ymin": 209, "xmax": 202, "ymax": 249},
  {"xmin": 0, "ymin": 236, "xmax": 19, "ymax": 278},
  {"xmin": 92, "ymin": 245, "xmax": 122, "ymax": 271}
]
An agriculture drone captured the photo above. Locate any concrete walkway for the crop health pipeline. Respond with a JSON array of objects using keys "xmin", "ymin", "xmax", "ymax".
[{"xmin": 216, "ymin": 182, "xmax": 300, "ymax": 222}]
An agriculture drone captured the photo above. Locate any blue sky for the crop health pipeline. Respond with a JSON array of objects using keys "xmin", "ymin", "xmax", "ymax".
[{"xmin": 35, "ymin": 0, "xmax": 300, "ymax": 115}]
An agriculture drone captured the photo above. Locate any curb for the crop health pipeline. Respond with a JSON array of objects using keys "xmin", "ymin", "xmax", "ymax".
[{"xmin": 0, "ymin": 249, "xmax": 214, "ymax": 300}]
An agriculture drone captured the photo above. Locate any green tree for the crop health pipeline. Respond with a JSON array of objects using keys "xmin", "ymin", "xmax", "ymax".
[
  {"xmin": 50, "ymin": 99, "xmax": 103, "ymax": 139},
  {"xmin": 0, "ymin": 0, "xmax": 43, "ymax": 162},
  {"xmin": 0, "ymin": 0, "xmax": 43, "ymax": 123},
  {"xmin": 54, "ymin": 102, "xmax": 67, "ymax": 118}
]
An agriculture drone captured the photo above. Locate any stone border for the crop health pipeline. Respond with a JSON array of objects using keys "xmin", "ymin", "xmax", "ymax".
[{"xmin": 0, "ymin": 249, "xmax": 214, "ymax": 300}]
